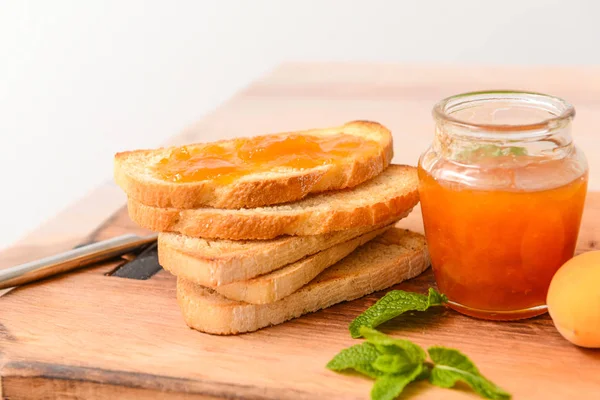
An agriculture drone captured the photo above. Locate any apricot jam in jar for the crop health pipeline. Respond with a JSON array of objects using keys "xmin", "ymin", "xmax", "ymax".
[{"xmin": 419, "ymin": 91, "xmax": 588, "ymax": 320}]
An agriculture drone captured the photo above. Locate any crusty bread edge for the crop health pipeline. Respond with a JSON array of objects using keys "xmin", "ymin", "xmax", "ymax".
[
  {"xmin": 129, "ymin": 196, "xmax": 417, "ymax": 240},
  {"xmin": 210, "ymin": 225, "xmax": 391, "ymax": 304},
  {"xmin": 158, "ymin": 219, "xmax": 403, "ymax": 286},
  {"xmin": 126, "ymin": 165, "xmax": 419, "ymax": 240}
]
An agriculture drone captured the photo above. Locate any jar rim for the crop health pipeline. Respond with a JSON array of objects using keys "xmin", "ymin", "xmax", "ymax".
[{"xmin": 433, "ymin": 90, "xmax": 575, "ymax": 138}]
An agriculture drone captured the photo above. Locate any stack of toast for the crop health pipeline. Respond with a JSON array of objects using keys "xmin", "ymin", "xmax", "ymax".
[{"xmin": 114, "ymin": 121, "xmax": 430, "ymax": 335}]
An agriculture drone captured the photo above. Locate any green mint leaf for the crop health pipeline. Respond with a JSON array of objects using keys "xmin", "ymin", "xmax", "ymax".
[
  {"xmin": 326, "ymin": 342, "xmax": 383, "ymax": 379},
  {"xmin": 425, "ymin": 287, "xmax": 447, "ymax": 305},
  {"xmin": 371, "ymin": 364, "xmax": 423, "ymax": 400},
  {"xmin": 428, "ymin": 347, "xmax": 511, "ymax": 400},
  {"xmin": 359, "ymin": 327, "xmax": 426, "ymax": 364},
  {"xmin": 416, "ymin": 363, "xmax": 431, "ymax": 381},
  {"xmin": 350, "ymin": 288, "xmax": 447, "ymax": 338},
  {"xmin": 372, "ymin": 354, "xmax": 415, "ymax": 375}
]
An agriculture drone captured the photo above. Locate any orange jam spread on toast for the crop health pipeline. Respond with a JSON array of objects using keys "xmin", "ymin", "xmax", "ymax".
[{"xmin": 153, "ymin": 133, "xmax": 380, "ymax": 183}]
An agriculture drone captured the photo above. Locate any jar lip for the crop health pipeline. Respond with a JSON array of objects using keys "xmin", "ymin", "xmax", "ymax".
[{"xmin": 433, "ymin": 90, "xmax": 575, "ymax": 136}]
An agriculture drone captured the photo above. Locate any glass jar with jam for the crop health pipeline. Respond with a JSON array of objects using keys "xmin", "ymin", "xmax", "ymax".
[{"xmin": 418, "ymin": 91, "xmax": 588, "ymax": 320}]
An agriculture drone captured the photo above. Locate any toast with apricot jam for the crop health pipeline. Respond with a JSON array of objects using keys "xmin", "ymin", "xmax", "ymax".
[{"xmin": 114, "ymin": 120, "xmax": 393, "ymax": 210}]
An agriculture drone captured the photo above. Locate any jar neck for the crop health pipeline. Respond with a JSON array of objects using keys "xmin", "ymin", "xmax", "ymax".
[
  {"xmin": 432, "ymin": 91, "xmax": 575, "ymax": 164},
  {"xmin": 432, "ymin": 120, "xmax": 574, "ymax": 163}
]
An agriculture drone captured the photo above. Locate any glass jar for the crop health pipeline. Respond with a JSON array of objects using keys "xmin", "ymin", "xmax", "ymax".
[{"xmin": 419, "ymin": 91, "xmax": 588, "ymax": 320}]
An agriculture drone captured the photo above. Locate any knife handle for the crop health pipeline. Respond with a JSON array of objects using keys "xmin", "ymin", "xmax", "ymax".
[{"xmin": 0, "ymin": 233, "xmax": 158, "ymax": 290}]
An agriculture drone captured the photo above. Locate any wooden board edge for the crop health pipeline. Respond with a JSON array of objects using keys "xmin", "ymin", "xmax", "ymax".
[
  {"xmin": 1, "ymin": 376, "xmax": 221, "ymax": 400},
  {"xmin": 0, "ymin": 361, "xmax": 317, "ymax": 400}
]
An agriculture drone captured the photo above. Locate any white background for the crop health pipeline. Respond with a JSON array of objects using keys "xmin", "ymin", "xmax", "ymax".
[{"xmin": 1, "ymin": 0, "xmax": 599, "ymax": 250}]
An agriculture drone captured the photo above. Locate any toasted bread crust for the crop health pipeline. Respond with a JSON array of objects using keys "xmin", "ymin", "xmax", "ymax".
[
  {"xmin": 211, "ymin": 226, "xmax": 390, "ymax": 304},
  {"xmin": 157, "ymin": 221, "xmax": 400, "ymax": 286},
  {"xmin": 115, "ymin": 120, "xmax": 393, "ymax": 209},
  {"xmin": 176, "ymin": 229, "xmax": 430, "ymax": 335},
  {"xmin": 161, "ymin": 225, "xmax": 392, "ymax": 303},
  {"xmin": 127, "ymin": 165, "xmax": 419, "ymax": 240}
]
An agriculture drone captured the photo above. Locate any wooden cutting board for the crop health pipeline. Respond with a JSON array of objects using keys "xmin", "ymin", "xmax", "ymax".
[{"xmin": 2, "ymin": 64, "xmax": 600, "ymax": 399}]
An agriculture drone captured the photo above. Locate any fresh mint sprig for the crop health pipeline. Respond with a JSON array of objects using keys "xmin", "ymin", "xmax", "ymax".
[
  {"xmin": 349, "ymin": 288, "xmax": 447, "ymax": 338},
  {"xmin": 327, "ymin": 327, "xmax": 511, "ymax": 400}
]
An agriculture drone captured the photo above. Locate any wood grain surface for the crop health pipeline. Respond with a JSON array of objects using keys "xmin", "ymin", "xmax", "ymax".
[{"xmin": 1, "ymin": 63, "xmax": 600, "ymax": 399}]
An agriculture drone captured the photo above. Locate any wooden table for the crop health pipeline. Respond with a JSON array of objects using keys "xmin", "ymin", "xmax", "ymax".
[{"xmin": 1, "ymin": 64, "xmax": 599, "ymax": 399}]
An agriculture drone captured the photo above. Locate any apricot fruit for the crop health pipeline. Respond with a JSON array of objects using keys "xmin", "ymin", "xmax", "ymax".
[{"xmin": 547, "ymin": 250, "xmax": 600, "ymax": 348}]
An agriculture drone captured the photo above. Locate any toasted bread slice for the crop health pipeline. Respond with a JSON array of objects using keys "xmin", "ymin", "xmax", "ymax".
[
  {"xmin": 158, "ymin": 220, "xmax": 402, "ymax": 286},
  {"xmin": 115, "ymin": 121, "xmax": 393, "ymax": 210},
  {"xmin": 128, "ymin": 164, "xmax": 418, "ymax": 240},
  {"xmin": 208, "ymin": 225, "xmax": 390, "ymax": 304},
  {"xmin": 177, "ymin": 228, "xmax": 429, "ymax": 335}
]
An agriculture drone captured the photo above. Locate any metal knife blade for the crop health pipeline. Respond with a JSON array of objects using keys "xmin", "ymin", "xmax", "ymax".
[{"xmin": 109, "ymin": 242, "xmax": 162, "ymax": 280}]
